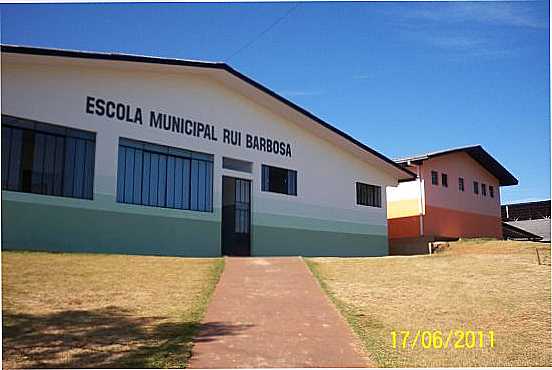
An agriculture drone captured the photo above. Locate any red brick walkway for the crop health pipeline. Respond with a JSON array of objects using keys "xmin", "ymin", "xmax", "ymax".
[{"xmin": 188, "ymin": 257, "xmax": 370, "ymax": 368}]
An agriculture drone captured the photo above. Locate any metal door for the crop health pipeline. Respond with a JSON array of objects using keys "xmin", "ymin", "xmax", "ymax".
[{"xmin": 221, "ymin": 176, "xmax": 251, "ymax": 256}]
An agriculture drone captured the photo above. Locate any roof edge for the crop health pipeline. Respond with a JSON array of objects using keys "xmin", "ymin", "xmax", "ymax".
[
  {"xmin": 502, "ymin": 222, "xmax": 543, "ymax": 240},
  {"xmin": 394, "ymin": 145, "xmax": 517, "ymax": 186},
  {"xmin": 1, "ymin": 44, "xmax": 415, "ymax": 181},
  {"xmin": 502, "ymin": 199, "xmax": 550, "ymax": 206}
]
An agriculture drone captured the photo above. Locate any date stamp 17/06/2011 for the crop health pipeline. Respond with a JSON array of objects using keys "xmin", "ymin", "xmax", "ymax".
[{"xmin": 391, "ymin": 330, "xmax": 495, "ymax": 350}]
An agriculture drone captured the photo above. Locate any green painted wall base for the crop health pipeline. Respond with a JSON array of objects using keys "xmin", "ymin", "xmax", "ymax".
[
  {"xmin": 2, "ymin": 198, "xmax": 221, "ymax": 257},
  {"xmin": 252, "ymin": 224, "xmax": 389, "ymax": 257},
  {"xmin": 3, "ymin": 192, "xmax": 389, "ymax": 257}
]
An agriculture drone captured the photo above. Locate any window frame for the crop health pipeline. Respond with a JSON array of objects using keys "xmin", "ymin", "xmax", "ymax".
[
  {"xmin": 481, "ymin": 183, "xmax": 487, "ymax": 197},
  {"xmin": 441, "ymin": 173, "xmax": 448, "ymax": 188},
  {"xmin": 261, "ymin": 164, "xmax": 297, "ymax": 196},
  {"xmin": 473, "ymin": 181, "xmax": 479, "ymax": 195},
  {"xmin": 458, "ymin": 177, "xmax": 465, "ymax": 192},
  {"xmin": 489, "ymin": 185, "xmax": 494, "ymax": 198},
  {"xmin": 2, "ymin": 115, "xmax": 96, "ymax": 200},
  {"xmin": 116, "ymin": 137, "xmax": 214, "ymax": 212},
  {"xmin": 356, "ymin": 182, "xmax": 382, "ymax": 208},
  {"xmin": 222, "ymin": 157, "xmax": 253, "ymax": 173},
  {"xmin": 431, "ymin": 170, "xmax": 439, "ymax": 185}
]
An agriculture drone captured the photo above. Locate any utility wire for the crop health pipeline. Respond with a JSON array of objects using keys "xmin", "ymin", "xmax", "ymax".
[{"xmin": 225, "ymin": 3, "xmax": 300, "ymax": 63}]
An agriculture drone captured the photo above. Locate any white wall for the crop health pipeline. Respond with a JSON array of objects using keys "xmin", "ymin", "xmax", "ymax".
[
  {"xmin": 2, "ymin": 56, "xmax": 398, "ymax": 228},
  {"xmin": 387, "ymin": 179, "xmax": 422, "ymax": 202}
]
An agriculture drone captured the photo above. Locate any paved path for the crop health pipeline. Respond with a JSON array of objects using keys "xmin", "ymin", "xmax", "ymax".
[{"xmin": 188, "ymin": 257, "xmax": 369, "ymax": 368}]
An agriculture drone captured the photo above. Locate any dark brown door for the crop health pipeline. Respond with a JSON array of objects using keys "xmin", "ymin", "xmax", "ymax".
[{"xmin": 221, "ymin": 176, "xmax": 251, "ymax": 256}]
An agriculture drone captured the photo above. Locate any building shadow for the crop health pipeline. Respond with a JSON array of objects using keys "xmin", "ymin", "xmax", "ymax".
[{"xmin": 3, "ymin": 306, "xmax": 252, "ymax": 368}]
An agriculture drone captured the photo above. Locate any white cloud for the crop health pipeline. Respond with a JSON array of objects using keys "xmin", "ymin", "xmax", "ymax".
[
  {"xmin": 391, "ymin": 2, "xmax": 544, "ymax": 58},
  {"xmin": 406, "ymin": 2, "xmax": 545, "ymax": 29},
  {"xmin": 426, "ymin": 35, "xmax": 487, "ymax": 50},
  {"xmin": 353, "ymin": 74, "xmax": 372, "ymax": 80},
  {"xmin": 280, "ymin": 90, "xmax": 324, "ymax": 97}
]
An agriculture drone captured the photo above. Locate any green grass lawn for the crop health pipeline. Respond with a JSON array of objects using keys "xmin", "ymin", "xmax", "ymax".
[
  {"xmin": 307, "ymin": 240, "xmax": 552, "ymax": 367},
  {"xmin": 2, "ymin": 251, "xmax": 224, "ymax": 369}
]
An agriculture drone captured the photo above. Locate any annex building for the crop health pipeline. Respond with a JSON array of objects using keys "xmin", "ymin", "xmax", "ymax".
[
  {"xmin": 386, "ymin": 146, "xmax": 518, "ymax": 254},
  {"xmin": 1, "ymin": 45, "xmax": 415, "ymax": 257},
  {"xmin": 502, "ymin": 200, "xmax": 551, "ymax": 242}
]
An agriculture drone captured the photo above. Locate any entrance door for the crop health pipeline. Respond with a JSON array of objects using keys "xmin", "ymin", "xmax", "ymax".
[{"xmin": 222, "ymin": 176, "xmax": 251, "ymax": 256}]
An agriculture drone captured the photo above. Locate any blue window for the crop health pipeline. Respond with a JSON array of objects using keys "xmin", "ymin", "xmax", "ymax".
[
  {"xmin": 116, "ymin": 138, "xmax": 213, "ymax": 212},
  {"xmin": 1, "ymin": 115, "xmax": 95, "ymax": 199}
]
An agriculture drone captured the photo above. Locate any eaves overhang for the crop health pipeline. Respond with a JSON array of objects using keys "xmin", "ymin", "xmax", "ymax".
[{"xmin": 1, "ymin": 44, "xmax": 416, "ymax": 182}]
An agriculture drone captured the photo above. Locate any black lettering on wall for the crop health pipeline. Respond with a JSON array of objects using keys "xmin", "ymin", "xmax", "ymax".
[
  {"xmin": 84, "ymin": 96, "xmax": 292, "ymax": 156},
  {"xmin": 150, "ymin": 111, "xmax": 163, "ymax": 129},
  {"xmin": 135, "ymin": 108, "xmax": 143, "ymax": 125},
  {"xmin": 196, "ymin": 122, "xmax": 205, "ymax": 137},
  {"xmin": 106, "ymin": 101, "xmax": 115, "ymax": 118},
  {"xmin": 223, "ymin": 129, "xmax": 240, "ymax": 146},
  {"xmin": 163, "ymin": 115, "xmax": 171, "ymax": 130},
  {"xmin": 185, "ymin": 120, "xmax": 193, "ymax": 135},
  {"xmin": 86, "ymin": 96, "xmax": 95, "ymax": 114},
  {"xmin": 116, "ymin": 104, "xmax": 125, "ymax": 120},
  {"xmin": 96, "ymin": 99, "xmax": 106, "ymax": 116}
]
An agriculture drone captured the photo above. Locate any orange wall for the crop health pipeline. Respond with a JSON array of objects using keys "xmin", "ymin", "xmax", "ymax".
[
  {"xmin": 389, "ymin": 206, "xmax": 502, "ymax": 240},
  {"xmin": 388, "ymin": 216, "xmax": 421, "ymax": 239},
  {"xmin": 424, "ymin": 205, "xmax": 502, "ymax": 239}
]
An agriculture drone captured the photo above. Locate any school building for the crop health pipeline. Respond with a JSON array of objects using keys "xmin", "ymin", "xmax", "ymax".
[
  {"xmin": 1, "ymin": 45, "xmax": 416, "ymax": 257},
  {"xmin": 386, "ymin": 146, "xmax": 518, "ymax": 254}
]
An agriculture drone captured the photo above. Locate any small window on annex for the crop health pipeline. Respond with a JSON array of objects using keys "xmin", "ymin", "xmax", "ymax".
[
  {"xmin": 458, "ymin": 177, "xmax": 465, "ymax": 192},
  {"xmin": 431, "ymin": 171, "xmax": 439, "ymax": 185},
  {"xmin": 441, "ymin": 173, "xmax": 448, "ymax": 188},
  {"xmin": 473, "ymin": 181, "xmax": 479, "ymax": 194},
  {"xmin": 261, "ymin": 164, "xmax": 297, "ymax": 196}
]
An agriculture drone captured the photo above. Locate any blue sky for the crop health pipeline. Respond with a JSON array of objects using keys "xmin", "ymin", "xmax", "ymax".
[{"xmin": 0, "ymin": 1, "xmax": 549, "ymax": 203}]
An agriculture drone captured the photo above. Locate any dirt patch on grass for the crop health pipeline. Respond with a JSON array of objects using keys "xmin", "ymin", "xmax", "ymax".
[
  {"xmin": 2, "ymin": 251, "xmax": 224, "ymax": 368},
  {"xmin": 438, "ymin": 238, "xmax": 551, "ymax": 256},
  {"xmin": 307, "ymin": 240, "xmax": 551, "ymax": 367}
]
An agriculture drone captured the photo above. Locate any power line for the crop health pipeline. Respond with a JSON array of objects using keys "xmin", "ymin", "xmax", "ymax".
[{"xmin": 225, "ymin": 3, "xmax": 300, "ymax": 62}]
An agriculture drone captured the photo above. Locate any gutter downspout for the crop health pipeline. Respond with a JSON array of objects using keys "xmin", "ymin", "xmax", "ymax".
[
  {"xmin": 416, "ymin": 163, "xmax": 425, "ymax": 238},
  {"xmin": 408, "ymin": 160, "xmax": 425, "ymax": 239},
  {"xmin": 414, "ymin": 163, "xmax": 429, "ymax": 254}
]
